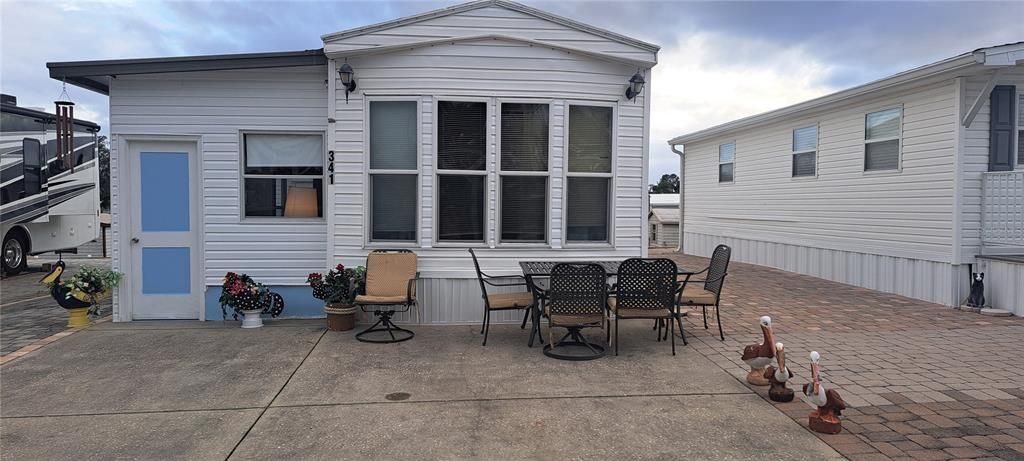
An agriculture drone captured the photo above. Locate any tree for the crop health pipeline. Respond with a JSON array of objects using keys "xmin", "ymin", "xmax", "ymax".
[
  {"xmin": 649, "ymin": 173, "xmax": 679, "ymax": 193},
  {"xmin": 97, "ymin": 136, "xmax": 110, "ymax": 211}
]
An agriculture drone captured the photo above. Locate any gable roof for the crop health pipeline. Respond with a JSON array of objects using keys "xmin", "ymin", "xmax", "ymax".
[
  {"xmin": 321, "ymin": 0, "xmax": 659, "ymax": 54},
  {"xmin": 649, "ymin": 207, "xmax": 679, "ymax": 224},
  {"xmin": 667, "ymin": 42, "xmax": 1024, "ymax": 147}
]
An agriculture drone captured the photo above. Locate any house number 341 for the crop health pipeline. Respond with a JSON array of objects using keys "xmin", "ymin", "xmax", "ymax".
[{"xmin": 328, "ymin": 150, "xmax": 335, "ymax": 185}]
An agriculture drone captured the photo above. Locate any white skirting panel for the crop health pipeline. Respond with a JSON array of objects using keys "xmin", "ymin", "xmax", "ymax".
[
  {"xmin": 683, "ymin": 232, "xmax": 958, "ymax": 307},
  {"xmin": 978, "ymin": 259, "xmax": 1024, "ymax": 316},
  {"xmin": 358, "ymin": 277, "xmax": 530, "ymax": 325}
]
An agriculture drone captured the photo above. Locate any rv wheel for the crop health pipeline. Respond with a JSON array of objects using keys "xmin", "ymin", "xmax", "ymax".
[{"xmin": 2, "ymin": 230, "xmax": 28, "ymax": 275}]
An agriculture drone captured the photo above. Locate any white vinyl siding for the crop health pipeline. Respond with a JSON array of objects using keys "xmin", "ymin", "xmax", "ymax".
[
  {"xmin": 108, "ymin": 66, "xmax": 328, "ymax": 286},
  {"xmin": 682, "ymin": 79, "xmax": 957, "ymax": 264},
  {"xmin": 791, "ymin": 125, "xmax": 817, "ymax": 177},
  {"xmin": 864, "ymin": 107, "xmax": 902, "ymax": 171}
]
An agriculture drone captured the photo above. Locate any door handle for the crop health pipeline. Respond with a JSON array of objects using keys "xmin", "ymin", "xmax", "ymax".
[{"xmin": 131, "ymin": 237, "xmax": 140, "ymax": 244}]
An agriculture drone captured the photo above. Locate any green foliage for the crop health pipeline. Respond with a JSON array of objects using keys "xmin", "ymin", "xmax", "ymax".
[
  {"xmin": 307, "ymin": 264, "xmax": 366, "ymax": 305},
  {"xmin": 48, "ymin": 265, "xmax": 123, "ymax": 314},
  {"xmin": 219, "ymin": 272, "xmax": 271, "ymax": 318},
  {"xmin": 649, "ymin": 173, "xmax": 680, "ymax": 193},
  {"xmin": 97, "ymin": 136, "xmax": 110, "ymax": 211}
]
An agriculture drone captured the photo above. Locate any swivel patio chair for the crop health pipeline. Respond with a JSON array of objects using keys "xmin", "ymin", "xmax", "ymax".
[
  {"xmin": 675, "ymin": 244, "xmax": 731, "ymax": 341},
  {"xmin": 544, "ymin": 263, "xmax": 609, "ymax": 360},
  {"xmin": 353, "ymin": 249, "xmax": 420, "ymax": 343},
  {"xmin": 469, "ymin": 248, "xmax": 535, "ymax": 346},
  {"xmin": 609, "ymin": 258, "xmax": 679, "ymax": 356}
]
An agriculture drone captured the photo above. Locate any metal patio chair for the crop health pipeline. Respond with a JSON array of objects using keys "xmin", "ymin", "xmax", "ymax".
[
  {"xmin": 469, "ymin": 248, "xmax": 535, "ymax": 346},
  {"xmin": 675, "ymin": 244, "xmax": 731, "ymax": 341},
  {"xmin": 544, "ymin": 263, "xmax": 609, "ymax": 360},
  {"xmin": 610, "ymin": 258, "xmax": 679, "ymax": 356},
  {"xmin": 353, "ymin": 249, "xmax": 420, "ymax": 343}
]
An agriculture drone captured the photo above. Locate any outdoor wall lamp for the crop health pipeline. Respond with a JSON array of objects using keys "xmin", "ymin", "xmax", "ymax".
[
  {"xmin": 338, "ymin": 61, "xmax": 357, "ymax": 103},
  {"xmin": 625, "ymin": 70, "xmax": 645, "ymax": 101}
]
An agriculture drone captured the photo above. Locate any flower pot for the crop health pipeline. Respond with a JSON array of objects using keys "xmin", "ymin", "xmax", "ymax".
[
  {"xmin": 325, "ymin": 304, "xmax": 356, "ymax": 331},
  {"xmin": 66, "ymin": 307, "xmax": 90, "ymax": 328},
  {"xmin": 239, "ymin": 309, "xmax": 264, "ymax": 329}
]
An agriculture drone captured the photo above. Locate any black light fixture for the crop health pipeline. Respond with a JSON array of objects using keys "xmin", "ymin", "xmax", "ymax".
[
  {"xmin": 338, "ymin": 60, "xmax": 357, "ymax": 103},
  {"xmin": 625, "ymin": 70, "xmax": 645, "ymax": 101}
]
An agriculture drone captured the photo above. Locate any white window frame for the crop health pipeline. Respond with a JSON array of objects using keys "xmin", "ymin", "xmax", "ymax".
[
  {"xmin": 718, "ymin": 142, "xmax": 735, "ymax": 184},
  {"xmin": 791, "ymin": 124, "xmax": 819, "ymax": 179},
  {"xmin": 238, "ymin": 130, "xmax": 326, "ymax": 222},
  {"xmin": 433, "ymin": 96, "xmax": 492, "ymax": 247},
  {"xmin": 496, "ymin": 97, "xmax": 552, "ymax": 247},
  {"xmin": 863, "ymin": 105, "xmax": 903, "ymax": 174},
  {"xmin": 364, "ymin": 96, "xmax": 421, "ymax": 247},
  {"xmin": 562, "ymin": 100, "xmax": 616, "ymax": 247}
]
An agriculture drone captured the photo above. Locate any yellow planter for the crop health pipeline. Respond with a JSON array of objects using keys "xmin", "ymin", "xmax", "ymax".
[{"xmin": 66, "ymin": 307, "xmax": 91, "ymax": 328}]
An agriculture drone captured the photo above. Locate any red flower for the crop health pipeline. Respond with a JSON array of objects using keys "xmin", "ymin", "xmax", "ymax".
[{"xmin": 335, "ymin": 263, "xmax": 345, "ymax": 271}]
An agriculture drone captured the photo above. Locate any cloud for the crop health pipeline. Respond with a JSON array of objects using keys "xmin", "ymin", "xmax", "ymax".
[{"xmin": 648, "ymin": 32, "xmax": 837, "ymax": 182}]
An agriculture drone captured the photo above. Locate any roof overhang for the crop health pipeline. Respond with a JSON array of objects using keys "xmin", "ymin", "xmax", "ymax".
[
  {"xmin": 667, "ymin": 42, "xmax": 1024, "ymax": 149},
  {"xmin": 325, "ymin": 33, "xmax": 654, "ymax": 68},
  {"xmin": 47, "ymin": 49, "xmax": 327, "ymax": 95}
]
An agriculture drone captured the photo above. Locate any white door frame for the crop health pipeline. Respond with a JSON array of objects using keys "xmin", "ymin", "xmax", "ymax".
[{"xmin": 115, "ymin": 135, "xmax": 205, "ymax": 321}]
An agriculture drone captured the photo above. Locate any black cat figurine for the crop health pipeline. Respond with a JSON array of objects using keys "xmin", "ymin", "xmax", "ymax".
[{"xmin": 966, "ymin": 273, "xmax": 985, "ymax": 308}]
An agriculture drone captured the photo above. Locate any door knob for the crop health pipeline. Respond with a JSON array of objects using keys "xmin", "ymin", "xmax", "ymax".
[{"xmin": 131, "ymin": 237, "xmax": 140, "ymax": 244}]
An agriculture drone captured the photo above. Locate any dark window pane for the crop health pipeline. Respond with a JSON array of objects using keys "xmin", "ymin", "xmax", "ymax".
[
  {"xmin": 568, "ymin": 105, "xmax": 612, "ymax": 173},
  {"xmin": 865, "ymin": 140, "xmax": 899, "ymax": 171},
  {"xmin": 244, "ymin": 178, "xmax": 323, "ymax": 217},
  {"xmin": 792, "ymin": 152, "xmax": 816, "ymax": 177},
  {"xmin": 438, "ymin": 175, "xmax": 485, "ymax": 242},
  {"xmin": 370, "ymin": 101, "xmax": 417, "ymax": 170},
  {"xmin": 501, "ymin": 176, "xmax": 546, "ymax": 242},
  {"xmin": 500, "ymin": 103, "xmax": 548, "ymax": 171},
  {"xmin": 371, "ymin": 174, "xmax": 417, "ymax": 241},
  {"xmin": 718, "ymin": 163, "xmax": 734, "ymax": 182},
  {"xmin": 1018, "ymin": 130, "xmax": 1023, "ymax": 165},
  {"xmin": 438, "ymin": 101, "xmax": 486, "ymax": 171},
  {"xmin": 566, "ymin": 177, "xmax": 609, "ymax": 242}
]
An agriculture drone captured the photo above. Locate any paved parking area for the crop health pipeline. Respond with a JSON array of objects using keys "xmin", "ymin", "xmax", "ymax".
[
  {"xmin": 656, "ymin": 249, "xmax": 1024, "ymax": 461},
  {"xmin": 0, "ymin": 258, "xmax": 112, "ymax": 356}
]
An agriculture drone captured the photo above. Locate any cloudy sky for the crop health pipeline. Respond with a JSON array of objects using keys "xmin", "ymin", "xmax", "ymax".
[{"xmin": 2, "ymin": 0, "xmax": 1021, "ymax": 182}]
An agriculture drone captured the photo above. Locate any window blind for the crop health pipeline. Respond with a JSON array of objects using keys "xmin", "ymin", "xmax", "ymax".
[
  {"xmin": 438, "ymin": 101, "xmax": 486, "ymax": 171},
  {"xmin": 793, "ymin": 126, "xmax": 817, "ymax": 152},
  {"xmin": 719, "ymin": 163, "xmax": 734, "ymax": 183},
  {"xmin": 865, "ymin": 140, "xmax": 899, "ymax": 171},
  {"xmin": 792, "ymin": 152, "xmax": 816, "ymax": 177},
  {"xmin": 371, "ymin": 174, "xmax": 417, "ymax": 241},
  {"xmin": 566, "ymin": 177, "xmax": 609, "ymax": 242},
  {"xmin": 244, "ymin": 133, "xmax": 323, "ymax": 174},
  {"xmin": 501, "ymin": 176, "xmax": 546, "ymax": 242},
  {"xmin": 568, "ymin": 105, "xmax": 612, "ymax": 173},
  {"xmin": 438, "ymin": 175, "xmax": 485, "ymax": 241},
  {"xmin": 370, "ymin": 101, "xmax": 417, "ymax": 170},
  {"xmin": 866, "ymin": 108, "xmax": 901, "ymax": 140},
  {"xmin": 500, "ymin": 103, "xmax": 548, "ymax": 171},
  {"xmin": 719, "ymin": 143, "xmax": 735, "ymax": 163}
]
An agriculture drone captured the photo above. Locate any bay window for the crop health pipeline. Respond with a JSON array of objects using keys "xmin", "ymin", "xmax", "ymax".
[
  {"xmin": 369, "ymin": 100, "xmax": 418, "ymax": 242},
  {"xmin": 499, "ymin": 102, "xmax": 549, "ymax": 243},
  {"xmin": 242, "ymin": 132, "xmax": 324, "ymax": 218},
  {"xmin": 566, "ymin": 104, "xmax": 612, "ymax": 243},
  {"xmin": 436, "ymin": 100, "xmax": 487, "ymax": 243}
]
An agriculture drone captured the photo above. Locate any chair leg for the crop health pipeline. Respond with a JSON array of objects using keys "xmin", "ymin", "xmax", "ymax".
[
  {"xmin": 716, "ymin": 304, "xmax": 724, "ymax": 341},
  {"xmin": 614, "ymin": 317, "xmax": 619, "ymax": 356},
  {"xmin": 702, "ymin": 306, "xmax": 709, "ymax": 329},
  {"xmin": 482, "ymin": 311, "xmax": 491, "ymax": 346},
  {"xmin": 520, "ymin": 308, "xmax": 530, "ymax": 329},
  {"xmin": 670, "ymin": 316, "xmax": 676, "ymax": 356},
  {"xmin": 480, "ymin": 307, "xmax": 487, "ymax": 335},
  {"xmin": 676, "ymin": 313, "xmax": 688, "ymax": 346}
]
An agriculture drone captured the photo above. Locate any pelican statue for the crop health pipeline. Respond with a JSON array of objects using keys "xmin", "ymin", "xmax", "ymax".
[
  {"xmin": 741, "ymin": 316, "xmax": 775, "ymax": 385},
  {"xmin": 41, "ymin": 261, "xmax": 92, "ymax": 309},
  {"xmin": 802, "ymin": 351, "xmax": 846, "ymax": 434},
  {"xmin": 764, "ymin": 341, "xmax": 794, "ymax": 402}
]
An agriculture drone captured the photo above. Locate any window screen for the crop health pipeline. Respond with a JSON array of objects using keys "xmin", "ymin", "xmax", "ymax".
[
  {"xmin": 370, "ymin": 101, "xmax": 417, "ymax": 170},
  {"xmin": 500, "ymin": 103, "xmax": 548, "ymax": 171}
]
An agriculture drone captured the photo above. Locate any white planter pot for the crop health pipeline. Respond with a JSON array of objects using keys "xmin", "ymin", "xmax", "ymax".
[{"xmin": 240, "ymin": 309, "xmax": 264, "ymax": 329}]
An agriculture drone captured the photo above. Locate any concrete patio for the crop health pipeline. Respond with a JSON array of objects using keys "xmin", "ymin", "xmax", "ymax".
[{"xmin": 0, "ymin": 319, "xmax": 840, "ymax": 460}]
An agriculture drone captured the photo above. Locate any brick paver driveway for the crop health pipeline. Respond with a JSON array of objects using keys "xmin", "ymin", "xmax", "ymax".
[{"xmin": 655, "ymin": 249, "xmax": 1024, "ymax": 461}]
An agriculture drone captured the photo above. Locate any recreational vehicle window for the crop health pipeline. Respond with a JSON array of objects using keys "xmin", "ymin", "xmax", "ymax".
[
  {"xmin": 499, "ymin": 102, "xmax": 549, "ymax": 244},
  {"xmin": 368, "ymin": 100, "xmax": 418, "ymax": 242},
  {"xmin": 241, "ymin": 133, "xmax": 324, "ymax": 218},
  {"xmin": 22, "ymin": 138, "xmax": 43, "ymax": 197},
  {"xmin": 792, "ymin": 125, "xmax": 818, "ymax": 177},
  {"xmin": 566, "ymin": 104, "xmax": 613, "ymax": 243},
  {"xmin": 864, "ymin": 107, "xmax": 902, "ymax": 171},
  {"xmin": 436, "ymin": 100, "xmax": 487, "ymax": 243}
]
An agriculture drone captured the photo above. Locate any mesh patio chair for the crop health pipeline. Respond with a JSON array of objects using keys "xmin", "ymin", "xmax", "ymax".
[
  {"xmin": 353, "ymin": 249, "xmax": 420, "ymax": 343},
  {"xmin": 544, "ymin": 263, "xmax": 609, "ymax": 360},
  {"xmin": 469, "ymin": 248, "xmax": 535, "ymax": 346},
  {"xmin": 675, "ymin": 244, "xmax": 731, "ymax": 341},
  {"xmin": 610, "ymin": 258, "xmax": 679, "ymax": 356}
]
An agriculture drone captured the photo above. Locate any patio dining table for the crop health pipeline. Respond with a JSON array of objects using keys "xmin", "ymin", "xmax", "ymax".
[{"xmin": 519, "ymin": 260, "xmax": 698, "ymax": 348}]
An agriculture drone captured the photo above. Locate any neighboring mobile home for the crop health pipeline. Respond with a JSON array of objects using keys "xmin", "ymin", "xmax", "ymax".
[
  {"xmin": 47, "ymin": 0, "xmax": 658, "ymax": 322},
  {"xmin": 668, "ymin": 43, "xmax": 1024, "ymax": 315},
  {"xmin": 648, "ymin": 194, "xmax": 679, "ymax": 248}
]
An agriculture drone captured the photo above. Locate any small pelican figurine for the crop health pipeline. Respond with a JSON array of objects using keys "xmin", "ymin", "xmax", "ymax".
[
  {"xmin": 802, "ymin": 351, "xmax": 846, "ymax": 434},
  {"xmin": 741, "ymin": 316, "xmax": 775, "ymax": 386},
  {"xmin": 764, "ymin": 342, "xmax": 794, "ymax": 402}
]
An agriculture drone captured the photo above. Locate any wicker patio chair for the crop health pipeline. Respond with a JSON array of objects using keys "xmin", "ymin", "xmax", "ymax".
[
  {"xmin": 609, "ymin": 258, "xmax": 679, "ymax": 356},
  {"xmin": 675, "ymin": 244, "xmax": 731, "ymax": 341},
  {"xmin": 469, "ymin": 248, "xmax": 535, "ymax": 346},
  {"xmin": 353, "ymin": 249, "xmax": 419, "ymax": 343},
  {"xmin": 544, "ymin": 263, "xmax": 609, "ymax": 360}
]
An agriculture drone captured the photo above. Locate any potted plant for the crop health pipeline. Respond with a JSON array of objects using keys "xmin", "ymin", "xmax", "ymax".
[
  {"xmin": 218, "ymin": 272, "xmax": 284, "ymax": 328},
  {"xmin": 43, "ymin": 262, "xmax": 123, "ymax": 327},
  {"xmin": 308, "ymin": 264, "xmax": 365, "ymax": 331}
]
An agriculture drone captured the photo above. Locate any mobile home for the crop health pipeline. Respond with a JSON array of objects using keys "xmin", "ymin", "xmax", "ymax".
[
  {"xmin": 668, "ymin": 43, "xmax": 1024, "ymax": 314},
  {"xmin": 47, "ymin": 0, "xmax": 658, "ymax": 322},
  {"xmin": 648, "ymin": 194, "xmax": 679, "ymax": 248}
]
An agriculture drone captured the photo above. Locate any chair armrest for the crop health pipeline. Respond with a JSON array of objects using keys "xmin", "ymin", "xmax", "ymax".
[{"xmin": 406, "ymin": 272, "xmax": 421, "ymax": 304}]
